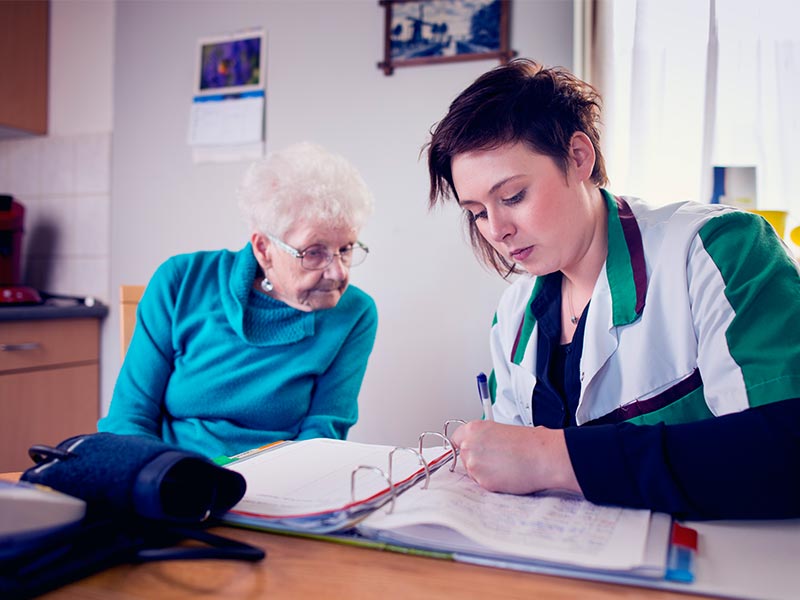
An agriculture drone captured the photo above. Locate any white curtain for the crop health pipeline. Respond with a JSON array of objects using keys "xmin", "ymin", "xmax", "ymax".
[{"xmin": 588, "ymin": 0, "xmax": 800, "ymax": 224}]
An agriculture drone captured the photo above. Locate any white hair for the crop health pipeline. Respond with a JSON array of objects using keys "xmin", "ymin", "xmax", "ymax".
[{"xmin": 237, "ymin": 142, "xmax": 374, "ymax": 237}]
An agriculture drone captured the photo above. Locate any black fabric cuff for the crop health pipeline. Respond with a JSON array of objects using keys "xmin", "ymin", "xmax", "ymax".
[
  {"xmin": 565, "ymin": 399, "xmax": 800, "ymax": 520},
  {"xmin": 564, "ymin": 422, "xmax": 645, "ymax": 508}
]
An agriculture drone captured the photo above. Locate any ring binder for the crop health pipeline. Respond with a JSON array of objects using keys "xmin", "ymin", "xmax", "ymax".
[{"xmin": 220, "ymin": 424, "xmax": 696, "ymax": 591}]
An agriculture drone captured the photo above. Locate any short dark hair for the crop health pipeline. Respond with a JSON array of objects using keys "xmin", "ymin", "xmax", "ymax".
[{"xmin": 426, "ymin": 59, "xmax": 607, "ymax": 276}]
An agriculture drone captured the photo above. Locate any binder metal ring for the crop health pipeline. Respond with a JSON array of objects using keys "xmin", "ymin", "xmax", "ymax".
[
  {"xmin": 418, "ymin": 431, "xmax": 458, "ymax": 472},
  {"xmin": 443, "ymin": 419, "xmax": 466, "ymax": 472},
  {"xmin": 351, "ymin": 465, "xmax": 395, "ymax": 514},
  {"xmin": 388, "ymin": 446, "xmax": 430, "ymax": 490},
  {"xmin": 443, "ymin": 419, "xmax": 466, "ymax": 440}
]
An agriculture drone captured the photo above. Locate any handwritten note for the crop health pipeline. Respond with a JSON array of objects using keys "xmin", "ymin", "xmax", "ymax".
[{"xmin": 358, "ymin": 466, "xmax": 652, "ymax": 570}]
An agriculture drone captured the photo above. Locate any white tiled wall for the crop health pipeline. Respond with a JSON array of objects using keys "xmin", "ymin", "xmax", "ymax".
[{"xmin": 0, "ymin": 133, "xmax": 111, "ymax": 302}]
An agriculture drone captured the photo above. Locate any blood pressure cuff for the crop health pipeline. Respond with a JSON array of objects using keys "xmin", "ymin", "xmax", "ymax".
[
  {"xmin": 20, "ymin": 432, "xmax": 246, "ymax": 522},
  {"xmin": 1, "ymin": 433, "xmax": 264, "ymax": 599}
]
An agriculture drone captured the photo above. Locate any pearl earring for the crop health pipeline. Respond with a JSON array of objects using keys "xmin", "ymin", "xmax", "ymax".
[{"xmin": 261, "ymin": 277, "xmax": 273, "ymax": 293}]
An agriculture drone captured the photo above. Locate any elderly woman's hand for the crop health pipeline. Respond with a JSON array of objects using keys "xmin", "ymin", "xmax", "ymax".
[{"xmin": 449, "ymin": 421, "xmax": 582, "ymax": 495}]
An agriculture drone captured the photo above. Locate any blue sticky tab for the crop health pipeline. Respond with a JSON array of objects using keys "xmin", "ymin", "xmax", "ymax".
[
  {"xmin": 666, "ymin": 545, "xmax": 695, "ymax": 582},
  {"xmin": 665, "ymin": 523, "xmax": 697, "ymax": 583}
]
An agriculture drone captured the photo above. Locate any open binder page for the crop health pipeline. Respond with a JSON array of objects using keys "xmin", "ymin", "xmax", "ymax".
[
  {"xmin": 358, "ymin": 465, "xmax": 668, "ymax": 575},
  {"xmin": 223, "ymin": 439, "xmax": 453, "ymax": 533}
]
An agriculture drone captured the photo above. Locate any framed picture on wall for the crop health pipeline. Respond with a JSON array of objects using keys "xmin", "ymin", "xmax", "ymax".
[
  {"xmin": 378, "ymin": 0, "xmax": 515, "ymax": 76},
  {"xmin": 195, "ymin": 28, "xmax": 265, "ymax": 96}
]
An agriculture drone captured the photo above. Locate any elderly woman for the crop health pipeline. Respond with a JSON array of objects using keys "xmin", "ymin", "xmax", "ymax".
[
  {"xmin": 427, "ymin": 59, "xmax": 800, "ymax": 520},
  {"xmin": 99, "ymin": 142, "xmax": 378, "ymax": 459}
]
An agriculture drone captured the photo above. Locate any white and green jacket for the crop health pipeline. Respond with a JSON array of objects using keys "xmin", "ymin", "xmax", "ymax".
[{"xmin": 489, "ymin": 190, "xmax": 800, "ymax": 427}]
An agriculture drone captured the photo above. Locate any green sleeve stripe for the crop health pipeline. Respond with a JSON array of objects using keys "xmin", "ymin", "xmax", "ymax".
[
  {"xmin": 625, "ymin": 387, "xmax": 713, "ymax": 425},
  {"xmin": 698, "ymin": 211, "xmax": 800, "ymax": 405}
]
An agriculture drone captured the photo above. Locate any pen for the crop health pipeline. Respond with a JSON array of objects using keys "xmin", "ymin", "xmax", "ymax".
[{"xmin": 476, "ymin": 372, "xmax": 494, "ymax": 422}]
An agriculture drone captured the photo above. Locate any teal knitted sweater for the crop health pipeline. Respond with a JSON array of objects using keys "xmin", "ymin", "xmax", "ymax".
[{"xmin": 98, "ymin": 244, "xmax": 378, "ymax": 459}]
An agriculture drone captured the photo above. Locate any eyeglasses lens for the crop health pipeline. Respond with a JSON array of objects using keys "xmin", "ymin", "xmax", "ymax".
[{"xmin": 300, "ymin": 244, "xmax": 368, "ymax": 270}]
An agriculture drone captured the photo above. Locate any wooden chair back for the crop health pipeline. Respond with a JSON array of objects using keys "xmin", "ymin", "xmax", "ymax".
[{"xmin": 120, "ymin": 285, "xmax": 145, "ymax": 358}]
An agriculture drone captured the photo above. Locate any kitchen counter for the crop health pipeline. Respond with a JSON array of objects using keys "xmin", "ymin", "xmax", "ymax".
[
  {"xmin": 0, "ymin": 303, "xmax": 107, "ymax": 470},
  {"xmin": 0, "ymin": 301, "xmax": 108, "ymax": 322}
]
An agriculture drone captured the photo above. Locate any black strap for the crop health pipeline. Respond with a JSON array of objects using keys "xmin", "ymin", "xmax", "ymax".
[
  {"xmin": 1, "ymin": 518, "xmax": 264, "ymax": 600},
  {"xmin": 135, "ymin": 526, "xmax": 265, "ymax": 563}
]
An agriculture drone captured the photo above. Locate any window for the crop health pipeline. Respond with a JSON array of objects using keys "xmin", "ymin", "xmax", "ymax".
[{"xmin": 584, "ymin": 0, "xmax": 800, "ymax": 228}]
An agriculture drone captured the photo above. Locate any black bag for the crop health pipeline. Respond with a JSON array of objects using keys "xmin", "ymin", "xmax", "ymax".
[{"xmin": 0, "ymin": 433, "xmax": 264, "ymax": 599}]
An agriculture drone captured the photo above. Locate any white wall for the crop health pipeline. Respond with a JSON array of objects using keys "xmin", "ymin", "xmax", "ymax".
[{"xmin": 108, "ymin": 0, "xmax": 573, "ymax": 447}]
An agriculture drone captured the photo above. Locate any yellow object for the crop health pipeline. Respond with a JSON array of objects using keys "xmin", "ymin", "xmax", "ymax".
[
  {"xmin": 790, "ymin": 226, "xmax": 800, "ymax": 246},
  {"xmin": 747, "ymin": 210, "xmax": 787, "ymax": 239}
]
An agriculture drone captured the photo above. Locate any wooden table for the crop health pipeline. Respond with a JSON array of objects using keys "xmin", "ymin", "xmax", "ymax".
[
  {"xmin": 37, "ymin": 525, "xmax": 717, "ymax": 600},
  {"xmin": 3, "ymin": 471, "xmax": 715, "ymax": 600}
]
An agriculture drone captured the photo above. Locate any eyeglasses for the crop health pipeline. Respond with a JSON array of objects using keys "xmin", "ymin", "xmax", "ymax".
[{"xmin": 267, "ymin": 234, "xmax": 369, "ymax": 270}]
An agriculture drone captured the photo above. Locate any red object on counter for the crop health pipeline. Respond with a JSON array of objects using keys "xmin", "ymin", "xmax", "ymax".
[{"xmin": 0, "ymin": 195, "xmax": 25, "ymax": 286}]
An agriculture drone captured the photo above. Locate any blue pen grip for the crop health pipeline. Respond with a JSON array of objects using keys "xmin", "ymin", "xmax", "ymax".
[{"xmin": 477, "ymin": 372, "xmax": 489, "ymax": 398}]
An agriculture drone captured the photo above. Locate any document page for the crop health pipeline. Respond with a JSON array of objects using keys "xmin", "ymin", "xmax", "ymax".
[
  {"xmin": 358, "ymin": 465, "xmax": 654, "ymax": 571},
  {"xmin": 227, "ymin": 439, "xmax": 450, "ymax": 518}
]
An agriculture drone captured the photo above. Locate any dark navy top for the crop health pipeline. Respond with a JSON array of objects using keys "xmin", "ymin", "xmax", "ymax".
[{"xmin": 529, "ymin": 273, "xmax": 584, "ymax": 428}]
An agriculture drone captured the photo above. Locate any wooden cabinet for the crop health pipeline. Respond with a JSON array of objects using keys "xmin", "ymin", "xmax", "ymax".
[
  {"xmin": 0, "ymin": 318, "xmax": 100, "ymax": 471},
  {"xmin": 0, "ymin": 0, "xmax": 49, "ymax": 136}
]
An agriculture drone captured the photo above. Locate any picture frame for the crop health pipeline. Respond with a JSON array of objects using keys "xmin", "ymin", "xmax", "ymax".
[
  {"xmin": 378, "ymin": 0, "xmax": 515, "ymax": 76},
  {"xmin": 195, "ymin": 28, "xmax": 266, "ymax": 96}
]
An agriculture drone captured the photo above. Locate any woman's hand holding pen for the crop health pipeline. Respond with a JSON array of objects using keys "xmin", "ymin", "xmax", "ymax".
[{"xmin": 449, "ymin": 421, "xmax": 582, "ymax": 496}]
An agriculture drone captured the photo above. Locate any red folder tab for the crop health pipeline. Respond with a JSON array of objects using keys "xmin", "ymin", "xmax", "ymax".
[{"xmin": 672, "ymin": 522, "xmax": 698, "ymax": 549}]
